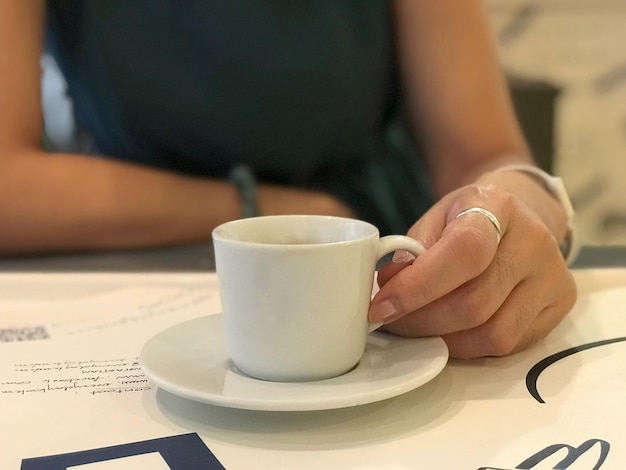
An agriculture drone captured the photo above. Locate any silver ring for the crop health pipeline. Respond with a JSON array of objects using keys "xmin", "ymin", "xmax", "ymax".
[{"xmin": 455, "ymin": 207, "xmax": 502, "ymax": 244}]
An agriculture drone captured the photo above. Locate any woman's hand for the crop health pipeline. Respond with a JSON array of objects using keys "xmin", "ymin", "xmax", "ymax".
[{"xmin": 368, "ymin": 181, "xmax": 577, "ymax": 359}]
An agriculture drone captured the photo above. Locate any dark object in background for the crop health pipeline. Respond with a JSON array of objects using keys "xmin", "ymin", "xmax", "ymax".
[{"xmin": 508, "ymin": 75, "xmax": 561, "ymax": 173}]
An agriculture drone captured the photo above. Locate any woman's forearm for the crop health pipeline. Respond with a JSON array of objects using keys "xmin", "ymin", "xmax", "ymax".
[
  {"xmin": 0, "ymin": 149, "xmax": 239, "ymax": 254},
  {"xmin": 0, "ymin": 149, "xmax": 355, "ymax": 255}
]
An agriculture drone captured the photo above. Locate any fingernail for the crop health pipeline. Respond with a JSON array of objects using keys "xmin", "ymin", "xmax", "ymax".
[
  {"xmin": 369, "ymin": 299, "xmax": 398, "ymax": 323},
  {"xmin": 392, "ymin": 250, "xmax": 416, "ymax": 263}
]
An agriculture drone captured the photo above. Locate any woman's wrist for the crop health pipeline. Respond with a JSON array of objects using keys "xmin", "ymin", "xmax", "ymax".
[
  {"xmin": 479, "ymin": 163, "xmax": 578, "ymax": 265},
  {"xmin": 257, "ymin": 184, "xmax": 355, "ymax": 218},
  {"xmin": 491, "ymin": 164, "xmax": 578, "ymax": 264}
]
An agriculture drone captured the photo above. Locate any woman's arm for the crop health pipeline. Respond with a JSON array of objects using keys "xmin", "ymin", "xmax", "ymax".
[
  {"xmin": 393, "ymin": 0, "xmax": 568, "ymax": 238},
  {"xmin": 0, "ymin": 1, "xmax": 353, "ymax": 256},
  {"xmin": 394, "ymin": 0, "xmax": 531, "ymax": 189}
]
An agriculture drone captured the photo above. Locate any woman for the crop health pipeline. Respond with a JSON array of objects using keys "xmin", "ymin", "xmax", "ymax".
[{"xmin": 0, "ymin": 0, "xmax": 577, "ymax": 358}]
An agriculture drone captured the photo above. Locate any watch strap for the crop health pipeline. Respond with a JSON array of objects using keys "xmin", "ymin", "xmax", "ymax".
[{"xmin": 229, "ymin": 164, "xmax": 259, "ymax": 218}]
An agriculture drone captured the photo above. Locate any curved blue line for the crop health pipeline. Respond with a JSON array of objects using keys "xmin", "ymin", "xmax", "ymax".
[{"xmin": 526, "ymin": 336, "xmax": 626, "ymax": 403}]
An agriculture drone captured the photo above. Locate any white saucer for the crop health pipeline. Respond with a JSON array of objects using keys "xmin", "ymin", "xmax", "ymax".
[{"xmin": 139, "ymin": 314, "xmax": 449, "ymax": 411}]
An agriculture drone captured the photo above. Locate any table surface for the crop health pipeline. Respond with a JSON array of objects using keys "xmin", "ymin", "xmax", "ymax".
[{"xmin": 1, "ymin": 246, "xmax": 625, "ymax": 469}]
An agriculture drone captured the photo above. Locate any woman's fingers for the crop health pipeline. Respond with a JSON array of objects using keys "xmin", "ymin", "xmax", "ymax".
[
  {"xmin": 369, "ymin": 199, "xmax": 506, "ymax": 324},
  {"xmin": 379, "ymin": 242, "xmax": 520, "ymax": 337},
  {"xmin": 370, "ymin": 183, "xmax": 577, "ymax": 359},
  {"xmin": 440, "ymin": 269, "xmax": 576, "ymax": 358}
]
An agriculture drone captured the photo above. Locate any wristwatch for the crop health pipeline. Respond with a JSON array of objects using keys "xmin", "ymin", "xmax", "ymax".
[{"xmin": 494, "ymin": 164, "xmax": 579, "ymax": 265}]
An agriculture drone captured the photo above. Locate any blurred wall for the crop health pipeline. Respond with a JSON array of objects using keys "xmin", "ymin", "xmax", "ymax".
[{"xmin": 489, "ymin": 0, "xmax": 626, "ymax": 246}]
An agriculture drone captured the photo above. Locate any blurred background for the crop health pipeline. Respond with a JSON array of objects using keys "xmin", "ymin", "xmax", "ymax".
[
  {"xmin": 41, "ymin": 0, "xmax": 626, "ymax": 248},
  {"xmin": 488, "ymin": 0, "xmax": 626, "ymax": 246}
]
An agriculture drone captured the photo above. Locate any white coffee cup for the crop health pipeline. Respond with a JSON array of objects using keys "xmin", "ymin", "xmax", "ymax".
[{"xmin": 212, "ymin": 215, "xmax": 424, "ymax": 382}]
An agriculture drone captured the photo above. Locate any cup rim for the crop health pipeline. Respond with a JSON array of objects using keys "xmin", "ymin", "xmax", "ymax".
[{"xmin": 212, "ymin": 215, "xmax": 379, "ymax": 247}]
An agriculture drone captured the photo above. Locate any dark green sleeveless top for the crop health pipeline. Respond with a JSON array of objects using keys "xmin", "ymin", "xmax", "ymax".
[{"xmin": 46, "ymin": 1, "xmax": 433, "ymax": 234}]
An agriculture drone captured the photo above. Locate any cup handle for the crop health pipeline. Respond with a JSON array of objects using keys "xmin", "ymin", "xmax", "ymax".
[{"xmin": 368, "ymin": 235, "xmax": 425, "ymax": 333}]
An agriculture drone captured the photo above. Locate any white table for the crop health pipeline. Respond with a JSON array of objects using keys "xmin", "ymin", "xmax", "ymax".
[{"xmin": 1, "ymin": 268, "xmax": 625, "ymax": 469}]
